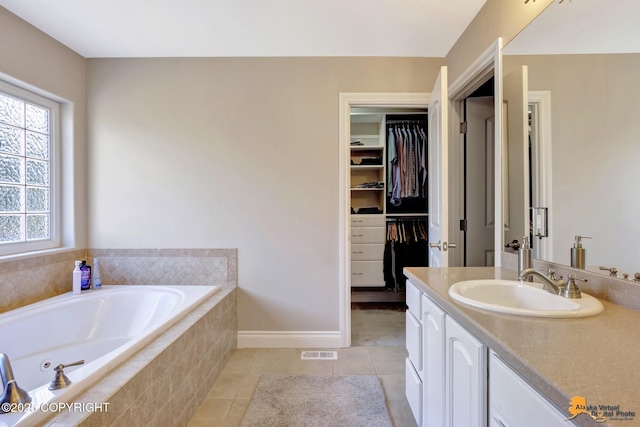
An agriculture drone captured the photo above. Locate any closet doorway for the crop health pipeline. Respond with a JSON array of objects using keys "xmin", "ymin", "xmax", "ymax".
[{"xmin": 339, "ymin": 93, "xmax": 429, "ymax": 348}]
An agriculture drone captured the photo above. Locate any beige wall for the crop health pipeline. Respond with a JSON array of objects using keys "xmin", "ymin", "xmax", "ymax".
[
  {"xmin": 504, "ymin": 54, "xmax": 640, "ymax": 273},
  {"xmin": 0, "ymin": 7, "xmax": 87, "ymax": 250},
  {"xmin": 0, "ymin": 1, "xmax": 562, "ymax": 338},
  {"xmin": 86, "ymin": 57, "xmax": 443, "ymax": 333},
  {"xmin": 446, "ymin": 0, "xmax": 552, "ymax": 83}
]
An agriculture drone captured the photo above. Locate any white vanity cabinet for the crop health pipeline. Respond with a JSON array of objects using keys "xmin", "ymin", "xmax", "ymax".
[
  {"xmin": 489, "ymin": 351, "xmax": 573, "ymax": 427},
  {"xmin": 405, "ymin": 279, "xmax": 486, "ymax": 427}
]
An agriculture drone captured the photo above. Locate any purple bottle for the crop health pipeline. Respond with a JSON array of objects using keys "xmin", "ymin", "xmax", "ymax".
[{"xmin": 80, "ymin": 260, "xmax": 92, "ymax": 291}]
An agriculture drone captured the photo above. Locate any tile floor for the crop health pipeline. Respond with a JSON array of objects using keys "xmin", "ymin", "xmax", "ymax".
[{"xmin": 188, "ymin": 308, "xmax": 417, "ymax": 427}]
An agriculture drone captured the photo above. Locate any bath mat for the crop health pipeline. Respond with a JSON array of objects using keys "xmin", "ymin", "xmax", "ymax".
[{"xmin": 240, "ymin": 375, "xmax": 392, "ymax": 427}]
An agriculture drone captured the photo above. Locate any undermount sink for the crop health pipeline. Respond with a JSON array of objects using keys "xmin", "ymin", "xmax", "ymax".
[{"xmin": 448, "ymin": 279, "xmax": 604, "ymax": 318}]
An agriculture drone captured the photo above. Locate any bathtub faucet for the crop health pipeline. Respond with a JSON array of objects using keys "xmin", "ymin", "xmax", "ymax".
[{"xmin": 0, "ymin": 353, "xmax": 32, "ymax": 412}]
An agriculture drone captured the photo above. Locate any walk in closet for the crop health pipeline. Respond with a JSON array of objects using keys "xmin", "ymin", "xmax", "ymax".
[{"xmin": 349, "ymin": 108, "xmax": 429, "ymax": 303}]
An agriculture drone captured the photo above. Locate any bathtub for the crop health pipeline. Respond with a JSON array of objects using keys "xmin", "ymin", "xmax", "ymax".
[{"xmin": 0, "ymin": 285, "xmax": 218, "ymax": 427}]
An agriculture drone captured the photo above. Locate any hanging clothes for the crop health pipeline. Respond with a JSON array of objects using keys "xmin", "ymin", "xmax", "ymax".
[
  {"xmin": 387, "ymin": 120, "xmax": 428, "ymax": 209},
  {"xmin": 383, "ymin": 218, "xmax": 429, "ymax": 292}
]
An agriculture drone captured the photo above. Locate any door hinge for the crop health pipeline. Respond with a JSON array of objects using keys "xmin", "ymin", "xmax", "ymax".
[
  {"xmin": 459, "ymin": 121, "xmax": 467, "ymax": 134},
  {"xmin": 459, "ymin": 219, "xmax": 467, "ymax": 231}
]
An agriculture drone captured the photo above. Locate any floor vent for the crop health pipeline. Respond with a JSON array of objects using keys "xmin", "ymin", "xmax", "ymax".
[{"xmin": 301, "ymin": 351, "xmax": 338, "ymax": 360}]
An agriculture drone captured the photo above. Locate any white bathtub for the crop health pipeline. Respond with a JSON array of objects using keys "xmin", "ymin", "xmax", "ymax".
[{"xmin": 0, "ymin": 285, "xmax": 218, "ymax": 427}]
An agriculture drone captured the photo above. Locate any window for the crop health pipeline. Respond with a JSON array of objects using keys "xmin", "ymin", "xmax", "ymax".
[{"xmin": 0, "ymin": 80, "xmax": 59, "ymax": 255}]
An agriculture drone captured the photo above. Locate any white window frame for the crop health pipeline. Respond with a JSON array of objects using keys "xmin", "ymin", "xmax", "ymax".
[{"xmin": 0, "ymin": 79, "xmax": 61, "ymax": 256}]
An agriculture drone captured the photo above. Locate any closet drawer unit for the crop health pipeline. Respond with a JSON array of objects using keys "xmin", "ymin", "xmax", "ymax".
[
  {"xmin": 350, "ymin": 261, "xmax": 384, "ymax": 287},
  {"xmin": 350, "ymin": 243, "xmax": 385, "ymax": 261},
  {"xmin": 351, "ymin": 226, "xmax": 385, "ymax": 244},
  {"xmin": 350, "ymin": 215, "xmax": 385, "ymax": 227}
]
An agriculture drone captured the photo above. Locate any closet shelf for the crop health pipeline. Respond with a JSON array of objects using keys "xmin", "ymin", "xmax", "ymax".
[
  {"xmin": 350, "ymin": 145, "xmax": 384, "ymax": 150},
  {"xmin": 350, "ymin": 187, "xmax": 384, "ymax": 191},
  {"xmin": 350, "ymin": 165, "xmax": 383, "ymax": 170}
]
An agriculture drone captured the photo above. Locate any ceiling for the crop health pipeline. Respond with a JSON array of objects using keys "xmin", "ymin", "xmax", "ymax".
[
  {"xmin": 504, "ymin": 0, "xmax": 640, "ymax": 55},
  {"xmin": 0, "ymin": 0, "xmax": 486, "ymax": 58}
]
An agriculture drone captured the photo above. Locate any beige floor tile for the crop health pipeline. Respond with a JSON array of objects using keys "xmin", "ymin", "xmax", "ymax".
[
  {"xmin": 378, "ymin": 374, "xmax": 406, "ymax": 401},
  {"xmin": 221, "ymin": 399, "xmax": 250, "ymax": 427},
  {"xmin": 370, "ymin": 346, "xmax": 408, "ymax": 375},
  {"xmin": 288, "ymin": 350, "xmax": 335, "ymax": 375},
  {"xmin": 190, "ymin": 309, "xmax": 414, "ymax": 426},
  {"xmin": 333, "ymin": 346, "xmax": 375, "ymax": 375},
  {"xmin": 188, "ymin": 399, "xmax": 233, "ymax": 425},
  {"xmin": 205, "ymin": 373, "xmax": 246, "ymax": 399},
  {"xmin": 221, "ymin": 349, "xmax": 257, "ymax": 374},
  {"xmin": 247, "ymin": 348, "xmax": 296, "ymax": 374},
  {"xmin": 236, "ymin": 374, "xmax": 261, "ymax": 399},
  {"xmin": 387, "ymin": 399, "xmax": 419, "ymax": 427}
]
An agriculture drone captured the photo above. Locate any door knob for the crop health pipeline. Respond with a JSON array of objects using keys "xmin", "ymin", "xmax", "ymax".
[{"xmin": 428, "ymin": 241, "xmax": 457, "ymax": 251}]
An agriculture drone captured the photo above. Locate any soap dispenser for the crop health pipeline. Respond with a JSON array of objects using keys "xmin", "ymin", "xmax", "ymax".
[
  {"xmin": 570, "ymin": 235, "xmax": 591, "ymax": 269},
  {"xmin": 518, "ymin": 236, "xmax": 532, "ymax": 281},
  {"xmin": 72, "ymin": 261, "xmax": 82, "ymax": 295}
]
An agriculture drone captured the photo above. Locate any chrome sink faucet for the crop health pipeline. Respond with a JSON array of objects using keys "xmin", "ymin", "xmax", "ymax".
[
  {"xmin": 519, "ymin": 268, "xmax": 586, "ymax": 299},
  {"xmin": 519, "ymin": 268, "xmax": 565, "ymax": 295},
  {"xmin": 0, "ymin": 353, "xmax": 31, "ymax": 412}
]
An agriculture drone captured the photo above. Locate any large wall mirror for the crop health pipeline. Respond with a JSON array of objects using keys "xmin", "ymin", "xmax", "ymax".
[{"xmin": 502, "ymin": 0, "xmax": 640, "ymax": 277}]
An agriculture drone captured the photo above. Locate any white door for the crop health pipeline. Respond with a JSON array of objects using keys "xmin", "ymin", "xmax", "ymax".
[
  {"xmin": 428, "ymin": 66, "xmax": 449, "ymax": 267},
  {"xmin": 503, "ymin": 66, "xmax": 530, "ymax": 251},
  {"xmin": 466, "ymin": 96, "xmax": 495, "ymax": 266}
]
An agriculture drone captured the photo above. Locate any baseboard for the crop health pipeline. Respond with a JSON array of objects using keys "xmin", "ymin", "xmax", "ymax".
[{"xmin": 237, "ymin": 330, "xmax": 342, "ymax": 348}]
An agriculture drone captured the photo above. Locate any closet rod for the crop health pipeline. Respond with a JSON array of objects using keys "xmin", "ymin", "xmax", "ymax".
[
  {"xmin": 386, "ymin": 217, "xmax": 428, "ymax": 222},
  {"xmin": 386, "ymin": 120, "xmax": 425, "ymax": 125}
]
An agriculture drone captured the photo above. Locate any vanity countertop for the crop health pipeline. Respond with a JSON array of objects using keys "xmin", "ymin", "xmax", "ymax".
[{"xmin": 404, "ymin": 266, "xmax": 640, "ymax": 427}]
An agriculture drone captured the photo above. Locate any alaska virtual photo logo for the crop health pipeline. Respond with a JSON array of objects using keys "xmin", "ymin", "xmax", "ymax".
[{"xmin": 568, "ymin": 396, "xmax": 635, "ymax": 423}]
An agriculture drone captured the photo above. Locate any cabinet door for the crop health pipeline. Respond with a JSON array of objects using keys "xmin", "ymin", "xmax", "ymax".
[
  {"xmin": 422, "ymin": 294, "xmax": 446, "ymax": 427},
  {"xmin": 406, "ymin": 280, "xmax": 422, "ymax": 320},
  {"xmin": 445, "ymin": 316, "xmax": 486, "ymax": 427},
  {"xmin": 406, "ymin": 357, "xmax": 423, "ymax": 426},
  {"xmin": 489, "ymin": 352, "xmax": 573, "ymax": 427},
  {"xmin": 406, "ymin": 310, "xmax": 422, "ymax": 373}
]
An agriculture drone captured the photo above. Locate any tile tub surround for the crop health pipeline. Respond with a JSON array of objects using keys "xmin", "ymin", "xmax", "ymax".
[
  {"xmin": 87, "ymin": 248, "xmax": 237, "ymax": 288},
  {"xmin": 0, "ymin": 248, "xmax": 237, "ymax": 315},
  {"xmin": 47, "ymin": 287, "xmax": 237, "ymax": 426},
  {"xmin": 404, "ymin": 266, "xmax": 640, "ymax": 427},
  {"xmin": 502, "ymin": 251, "xmax": 640, "ymax": 312},
  {"xmin": 0, "ymin": 249, "xmax": 87, "ymax": 314}
]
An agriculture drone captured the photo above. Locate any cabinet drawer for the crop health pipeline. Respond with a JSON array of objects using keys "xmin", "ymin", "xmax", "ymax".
[
  {"xmin": 350, "ymin": 226, "xmax": 385, "ymax": 244},
  {"xmin": 405, "ymin": 357, "xmax": 423, "ymax": 426},
  {"xmin": 351, "ymin": 215, "xmax": 385, "ymax": 227},
  {"xmin": 351, "ymin": 261, "xmax": 384, "ymax": 287},
  {"xmin": 350, "ymin": 244, "xmax": 385, "ymax": 261},
  {"xmin": 406, "ymin": 311, "xmax": 422, "ymax": 372},
  {"xmin": 406, "ymin": 280, "xmax": 422, "ymax": 320},
  {"xmin": 489, "ymin": 352, "xmax": 571, "ymax": 426}
]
